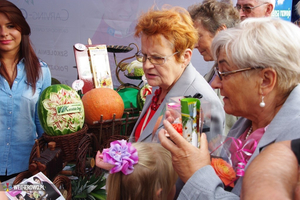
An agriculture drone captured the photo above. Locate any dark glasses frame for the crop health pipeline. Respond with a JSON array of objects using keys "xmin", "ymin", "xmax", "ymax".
[
  {"xmin": 136, "ymin": 51, "xmax": 178, "ymax": 65},
  {"xmin": 235, "ymin": 2, "xmax": 268, "ymax": 14},
  {"xmin": 214, "ymin": 66, "xmax": 264, "ymax": 80}
]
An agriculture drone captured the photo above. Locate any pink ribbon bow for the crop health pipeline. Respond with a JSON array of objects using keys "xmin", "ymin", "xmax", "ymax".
[{"xmin": 231, "ymin": 138, "xmax": 257, "ymax": 176}]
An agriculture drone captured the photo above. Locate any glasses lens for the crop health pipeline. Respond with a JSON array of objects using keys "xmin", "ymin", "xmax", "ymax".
[
  {"xmin": 243, "ymin": 6, "xmax": 252, "ymax": 13},
  {"xmin": 149, "ymin": 56, "xmax": 165, "ymax": 65},
  {"xmin": 236, "ymin": 5, "xmax": 252, "ymax": 14},
  {"xmin": 136, "ymin": 52, "xmax": 176, "ymax": 65}
]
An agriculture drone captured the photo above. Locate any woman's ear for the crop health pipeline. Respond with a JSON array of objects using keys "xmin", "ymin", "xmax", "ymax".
[
  {"xmin": 216, "ymin": 24, "xmax": 227, "ymax": 33},
  {"xmin": 182, "ymin": 48, "xmax": 192, "ymax": 68},
  {"xmin": 259, "ymin": 68, "xmax": 277, "ymax": 95},
  {"xmin": 214, "ymin": 24, "xmax": 227, "ymax": 37}
]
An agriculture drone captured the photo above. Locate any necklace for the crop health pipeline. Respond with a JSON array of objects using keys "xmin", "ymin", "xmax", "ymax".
[
  {"xmin": 245, "ymin": 126, "xmax": 253, "ymax": 140},
  {"xmin": 151, "ymin": 88, "xmax": 162, "ymax": 111}
]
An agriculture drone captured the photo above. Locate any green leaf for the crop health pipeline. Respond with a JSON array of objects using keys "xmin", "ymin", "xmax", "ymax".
[
  {"xmin": 87, "ymin": 185, "xmax": 98, "ymax": 193},
  {"xmin": 74, "ymin": 191, "xmax": 88, "ymax": 198},
  {"xmin": 90, "ymin": 191, "xmax": 107, "ymax": 200},
  {"xmin": 71, "ymin": 174, "xmax": 107, "ymax": 200},
  {"xmin": 94, "ymin": 179, "xmax": 106, "ymax": 190},
  {"xmin": 88, "ymin": 194, "xmax": 96, "ymax": 200}
]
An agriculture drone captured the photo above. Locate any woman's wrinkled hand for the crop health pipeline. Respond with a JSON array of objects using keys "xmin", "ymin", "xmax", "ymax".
[{"xmin": 158, "ymin": 119, "xmax": 211, "ymax": 183}]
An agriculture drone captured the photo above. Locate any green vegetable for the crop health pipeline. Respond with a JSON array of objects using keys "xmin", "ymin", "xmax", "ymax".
[
  {"xmin": 37, "ymin": 84, "xmax": 85, "ymax": 136},
  {"xmin": 133, "ymin": 67, "xmax": 144, "ymax": 76}
]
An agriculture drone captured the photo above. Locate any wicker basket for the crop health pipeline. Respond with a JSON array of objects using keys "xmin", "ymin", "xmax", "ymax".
[
  {"xmin": 43, "ymin": 124, "xmax": 88, "ymax": 162},
  {"xmin": 88, "ymin": 107, "xmax": 140, "ymax": 150},
  {"xmin": 76, "ymin": 133, "xmax": 100, "ymax": 177},
  {"xmin": 13, "ymin": 170, "xmax": 32, "ymax": 185},
  {"xmin": 53, "ymin": 175, "xmax": 72, "ymax": 200}
]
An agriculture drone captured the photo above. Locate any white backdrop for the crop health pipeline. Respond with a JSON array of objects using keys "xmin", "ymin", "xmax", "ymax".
[{"xmin": 10, "ymin": 0, "xmax": 230, "ymax": 88}]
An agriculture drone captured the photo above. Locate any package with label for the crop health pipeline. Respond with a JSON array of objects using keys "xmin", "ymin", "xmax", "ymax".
[{"xmin": 73, "ymin": 43, "xmax": 113, "ymax": 94}]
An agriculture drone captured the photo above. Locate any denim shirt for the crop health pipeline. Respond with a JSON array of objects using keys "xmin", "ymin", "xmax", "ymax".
[{"xmin": 0, "ymin": 59, "xmax": 51, "ymax": 175}]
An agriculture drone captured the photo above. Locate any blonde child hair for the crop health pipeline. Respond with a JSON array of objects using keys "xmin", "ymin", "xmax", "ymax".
[{"xmin": 105, "ymin": 142, "xmax": 177, "ymax": 200}]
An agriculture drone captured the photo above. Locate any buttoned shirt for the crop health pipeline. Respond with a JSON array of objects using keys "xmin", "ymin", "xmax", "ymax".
[{"xmin": 0, "ymin": 59, "xmax": 51, "ymax": 175}]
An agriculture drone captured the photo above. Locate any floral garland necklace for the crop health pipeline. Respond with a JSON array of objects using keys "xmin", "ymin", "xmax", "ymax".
[
  {"xmin": 151, "ymin": 87, "xmax": 163, "ymax": 111},
  {"xmin": 139, "ymin": 87, "xmax": 164, "ymax": 138}
]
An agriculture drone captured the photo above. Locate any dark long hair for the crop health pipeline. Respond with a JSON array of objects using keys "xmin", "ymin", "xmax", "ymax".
[{"xmin": 0, "ymin": 0, "xmax": 41, "ymax": 92}]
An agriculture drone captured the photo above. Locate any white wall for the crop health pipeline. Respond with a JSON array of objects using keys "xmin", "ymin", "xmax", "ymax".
[{"xmin": 10, "ymin": 0, "xmax": 217, "ymax": 88}]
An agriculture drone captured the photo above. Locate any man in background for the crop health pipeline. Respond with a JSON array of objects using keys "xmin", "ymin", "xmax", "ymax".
[{"xmin": 236, "ymin": 0, "xmax": 275, "ymax": 20}]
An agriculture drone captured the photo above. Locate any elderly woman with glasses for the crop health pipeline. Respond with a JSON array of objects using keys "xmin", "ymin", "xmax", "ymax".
[
  {"xmin": 129, "ymin": 5, "xmax": 225, "ymax": 143},
  {"xmin": 159, "ymin": 17, "xmax": 300, "ymax": 199}
]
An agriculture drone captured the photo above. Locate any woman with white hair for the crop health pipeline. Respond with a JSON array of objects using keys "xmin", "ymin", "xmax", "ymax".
[{"xmin": 159, "ymin": 17, "xmax": 300, "ymax": 199}]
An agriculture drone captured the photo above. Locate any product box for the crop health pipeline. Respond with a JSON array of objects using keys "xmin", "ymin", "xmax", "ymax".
[{"xmin": 73, "ymin": 43, "xmax": 113, "ymax": 94}]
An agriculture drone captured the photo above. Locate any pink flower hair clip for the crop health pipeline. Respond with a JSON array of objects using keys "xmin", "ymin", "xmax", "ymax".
[{"xmin": 102, "ymin": 139, "xmax": 138, "ymax": 175}]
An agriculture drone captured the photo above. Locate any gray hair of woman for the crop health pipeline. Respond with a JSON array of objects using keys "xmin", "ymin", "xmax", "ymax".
[
  {"xmin": 188, "ymin": 0, "xmax": 240, "ymax": 36},
  {"xmin": 211, "ymin": 17, "xmax": 300, "ymax": 94}
]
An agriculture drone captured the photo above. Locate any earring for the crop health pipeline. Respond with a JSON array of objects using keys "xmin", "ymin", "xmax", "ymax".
[{"xmin": 260, "ymin": 96, "xmax": 265, "ymax": 108}]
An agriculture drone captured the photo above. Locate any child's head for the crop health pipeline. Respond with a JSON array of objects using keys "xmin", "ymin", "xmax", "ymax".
[{"xmin": 103, "ymin": 141, "xmax": 177, "ymax": 200}]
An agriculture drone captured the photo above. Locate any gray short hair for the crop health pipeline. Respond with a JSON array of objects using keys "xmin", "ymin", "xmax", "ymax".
[
  {"xmin": 256, "ymin": 0, "xmax": 275, "ymax": 7},
  {"xmin": 188, "ymin": 0, "xmax": 240, "ymax": 36},
  {"xmin": 211, "ymin": 17, "xmax": 300, "ymax": 93}
]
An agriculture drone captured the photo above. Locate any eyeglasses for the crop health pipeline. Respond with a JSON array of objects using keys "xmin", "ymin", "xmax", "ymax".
[
  {"xmin": 235, "ymin": 2, "xmax": 268, "ymax": 14},
  {"xmin": 136, "ymin": 51, "xmax": 179, "ymax": 65},
  {"xmin": 214, "ymin": 66, "xmax": 264, "ymax": 80}
]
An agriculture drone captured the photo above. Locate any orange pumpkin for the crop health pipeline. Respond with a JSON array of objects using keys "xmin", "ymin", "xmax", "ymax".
[{"xmin": 82, "ymin": 88, "xmax": 124, "ymax": 125}]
